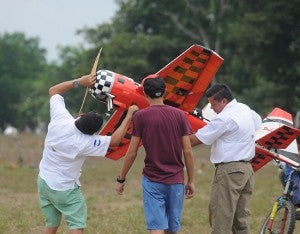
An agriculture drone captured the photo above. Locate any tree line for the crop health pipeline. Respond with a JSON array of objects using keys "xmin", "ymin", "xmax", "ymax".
[{"xmin": 0, "ymin": 0, "xmax": 299, "ymax": 131}]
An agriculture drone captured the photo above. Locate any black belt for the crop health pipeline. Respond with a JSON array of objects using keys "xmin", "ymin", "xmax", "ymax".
[{"xmin": 214, "ymin": 160, "xmax": 249, "ymax": 168}]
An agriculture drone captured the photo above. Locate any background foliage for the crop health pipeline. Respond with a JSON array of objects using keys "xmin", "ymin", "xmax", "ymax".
[{"xmin": 0, "ymin": 0, "xmax": 299, "ymax": 131}]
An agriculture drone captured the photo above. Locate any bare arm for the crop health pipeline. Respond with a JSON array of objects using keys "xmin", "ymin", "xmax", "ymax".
[
  {"xmin": 182, "ymin": 135, "xmax": 195, "ymax": 199},
  {"xmin": 49, "ymin": 73, "xmax": 96, "ymax": 97},
  {"xmin": 189, "ymin": 133, "xmax": 202, "ymax": 147},
  {"xmin": 115, "ymin": 136, "xmax": 141, "ymax": 195},
  {"xmin": 109, "ymin": 106, "xmax": 139, "ymax": 146}
]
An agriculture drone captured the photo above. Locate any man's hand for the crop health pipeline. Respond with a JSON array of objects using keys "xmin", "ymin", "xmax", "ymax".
[
  {"xmin": 78, "ymin": 73, "xmax": 97, "ymax": 88},
  {"xmin": 116, "ymin": 182, "xmax": 125, "ymax": 195},
  {"xmin": 110, "ymin": 104, "xmax": 140, "ymax": 147},
  {"xmin": 185, "ymin": 182, "xmax": 195, "ymax": 199},
  {"xmin": 126, "ymin": 105, "xmax": 139, "ymax": 118}
]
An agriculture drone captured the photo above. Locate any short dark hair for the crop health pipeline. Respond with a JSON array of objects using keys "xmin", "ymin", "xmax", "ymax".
[
  {"xmin": 75, "ymin": 111, "xmax": 103, "ymax": 135},
  {"xmin": 206, "ymin": 83, "xmax": 234, "ymax": 102},
  {"xmin": 142, "ymin": 75, "xmax": 166, "ymax": 99}
]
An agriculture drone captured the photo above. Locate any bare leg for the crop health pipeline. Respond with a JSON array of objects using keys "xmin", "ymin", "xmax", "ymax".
[
  {"xmin": 149, "ymin": 230, "xmax": 176, "ymax": 234},
  {"xmin": 150, "ymin": 230, "xmax": 164, "ymax": 234},
  {"xmin": 69, "ymin": 228, "xmax": 84, "ymax": 234},
  {"xmin": 44, "ymin": 227, "xmax": 58, "ymax": 234}
]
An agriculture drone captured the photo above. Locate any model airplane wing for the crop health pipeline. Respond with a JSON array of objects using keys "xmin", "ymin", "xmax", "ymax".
[
  {"xmin": 99, "ymin": 109, "xmax": 134, "ymax": 160},
  {"xmin": 252, "ymin": 146, "xmax": 300, "ymax": 172},
  {"xmin": 256, "ymin": 125, "xmax": 300, "ymax": 149},
  {"xmin": 157, "ymin": 44, "xmax": 224, "ymax": 113},
  {"xmin": 251, "ymin": 108, "xmax": 300, "ymax": 172}
]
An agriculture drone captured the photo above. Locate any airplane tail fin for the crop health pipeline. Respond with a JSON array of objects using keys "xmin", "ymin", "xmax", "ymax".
[
  {"xmin": 266, "ymin": 107, "xmax": 293, "ymax": 126},
  {"xmin": 157, "ymin": 45, "xmax": 223, "ymax": 113}
]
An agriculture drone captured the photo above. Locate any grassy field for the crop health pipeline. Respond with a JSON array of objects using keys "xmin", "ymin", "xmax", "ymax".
[{"xmin": 0, "ymin": 133, "xmax": 299, "ymax": 233}]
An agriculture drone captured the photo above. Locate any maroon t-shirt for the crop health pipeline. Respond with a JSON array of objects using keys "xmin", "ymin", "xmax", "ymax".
[{"xmin": 132, "ymin": 105, "xmax": 192, "ymax": 184}]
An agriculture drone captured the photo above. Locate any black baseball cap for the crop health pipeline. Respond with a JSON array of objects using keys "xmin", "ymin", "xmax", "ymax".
[{"xmin": 142, "ymin": 74, "xmax": 166, "ymax": 99}]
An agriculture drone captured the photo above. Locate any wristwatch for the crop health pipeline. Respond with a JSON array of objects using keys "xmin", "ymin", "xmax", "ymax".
[{"xmin": 73, "ymin": 79, "xmax": 79, "ymax": 88}]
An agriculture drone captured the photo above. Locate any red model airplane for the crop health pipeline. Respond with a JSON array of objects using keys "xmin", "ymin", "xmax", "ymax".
[
  {"xmin": 250, "ymin": 107, "xmax": 300, "ymax": 172},
  {"xmin": 88, "ymin": 45, "xmax": 300, "ymax": 170},
  {"xmin": 88, "ymin": 44, "xmax": 224, "ymax": 160}
]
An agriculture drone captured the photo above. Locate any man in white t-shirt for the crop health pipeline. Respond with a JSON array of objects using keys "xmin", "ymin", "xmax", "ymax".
[
  {"xmin": 38, "ymin": 73, "xmax": 138, "ymax": 234},
  {"xmin": 190, "ymin": 84, "xmax": 261, "ymax": 234}
]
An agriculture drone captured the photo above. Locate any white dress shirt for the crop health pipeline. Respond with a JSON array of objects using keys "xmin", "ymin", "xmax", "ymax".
[
  {"xmin": 39, "ymin": 94, "xmax": 111, "ymax": 191},
  {"xmin": 195, "ymin": 99, "xmax": 262, "ymax": 164}
]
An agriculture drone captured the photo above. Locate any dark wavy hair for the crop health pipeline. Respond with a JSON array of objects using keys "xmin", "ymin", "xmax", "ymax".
[
  {"xmin": 206, "ymin": 83, "xmax": 234, "ymax": 102},
  {"xmin": 75, "ymin": 111, "xmax": 103, "ymax": 135}
]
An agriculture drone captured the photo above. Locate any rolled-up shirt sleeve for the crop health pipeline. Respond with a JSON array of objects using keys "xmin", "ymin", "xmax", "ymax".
[
  {"xmin": 251, "ymin": 110, "xmax": 262, "ymax": 130},
  {"xmin": 195, "ymin": 118, "xmax": 237, "ymax": 145}
]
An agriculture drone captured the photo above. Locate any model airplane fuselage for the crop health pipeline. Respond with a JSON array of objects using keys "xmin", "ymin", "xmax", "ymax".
[{"xmin": 89, "ymin": 70, "xmax": 149, "ymax": 111}]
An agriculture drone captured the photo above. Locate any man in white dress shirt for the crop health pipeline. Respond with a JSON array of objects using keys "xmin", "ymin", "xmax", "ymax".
[
  {"xmin": 38, "ymin": 73, "xmax": 138, "ymax": 234},
  {"xmin": 190, "ymin": 83, "xmax": 262, "ymax": 234}
]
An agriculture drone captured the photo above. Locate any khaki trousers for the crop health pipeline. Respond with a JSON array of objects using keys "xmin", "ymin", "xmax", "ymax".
[{"xmin": 209, "ymin": 161, "xmax": 254, "ymax": 234}]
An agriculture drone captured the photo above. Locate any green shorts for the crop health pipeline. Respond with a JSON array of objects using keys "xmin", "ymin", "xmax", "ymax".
[{"xmin": 37, "ymin": 176, "xmax": 87, "ymax": 229}]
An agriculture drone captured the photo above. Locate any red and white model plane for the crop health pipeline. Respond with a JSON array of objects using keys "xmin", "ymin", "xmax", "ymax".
[
  {"xmin": 88, "ymin": 44, "xmax": 223, "ymax": 160},
  {"xmin": 250, "ymin": 108, "xmax": 300, "ymax": 172},
  {"xmin": 87, "ymin": 45, "xmax": 300, "ymax": 171}
]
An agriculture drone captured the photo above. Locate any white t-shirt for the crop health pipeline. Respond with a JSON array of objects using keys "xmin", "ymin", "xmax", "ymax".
[
  {"xmin": 195, "ymin": 99, "xmax": 262, "ymax": 163},
  {"xmin": 39, "ymin": 94, "xmax": 111, "ymax": 191}
]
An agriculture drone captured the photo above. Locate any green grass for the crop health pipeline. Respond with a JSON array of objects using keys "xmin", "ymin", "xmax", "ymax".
[{"xmin": 0, "ymin": 134, "xmax": 299, "ymax": 233}]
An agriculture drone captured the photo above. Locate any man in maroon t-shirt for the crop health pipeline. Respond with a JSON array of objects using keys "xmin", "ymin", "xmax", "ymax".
[{"xmin": 116, "ymin": 75, "xmax": 195, "ymax": 234}]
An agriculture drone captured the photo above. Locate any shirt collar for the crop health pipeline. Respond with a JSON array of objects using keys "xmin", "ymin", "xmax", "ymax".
[{"xmin": 224, "ymin": 99, "xmax": 237, "ymax": 109}]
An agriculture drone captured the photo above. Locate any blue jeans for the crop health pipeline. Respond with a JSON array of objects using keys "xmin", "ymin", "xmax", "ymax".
[
  {"xmin": 142, "ymin": 176, "xmax": 184, "ymax": 232},
  {"xmin": 284, "ymin": 165, "xmax": 300, "ymax": 205}
]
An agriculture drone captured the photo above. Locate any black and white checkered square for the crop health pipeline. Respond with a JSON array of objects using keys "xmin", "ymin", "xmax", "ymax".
[{"xmin": 89, "ymin": 70, "xmax": 115, "ymax": 100}]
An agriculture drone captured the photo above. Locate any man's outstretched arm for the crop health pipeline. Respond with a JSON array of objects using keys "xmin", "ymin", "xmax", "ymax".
[{"xmin": 49, "ymin": 73, "xmax": 96, "ymax": 97}]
